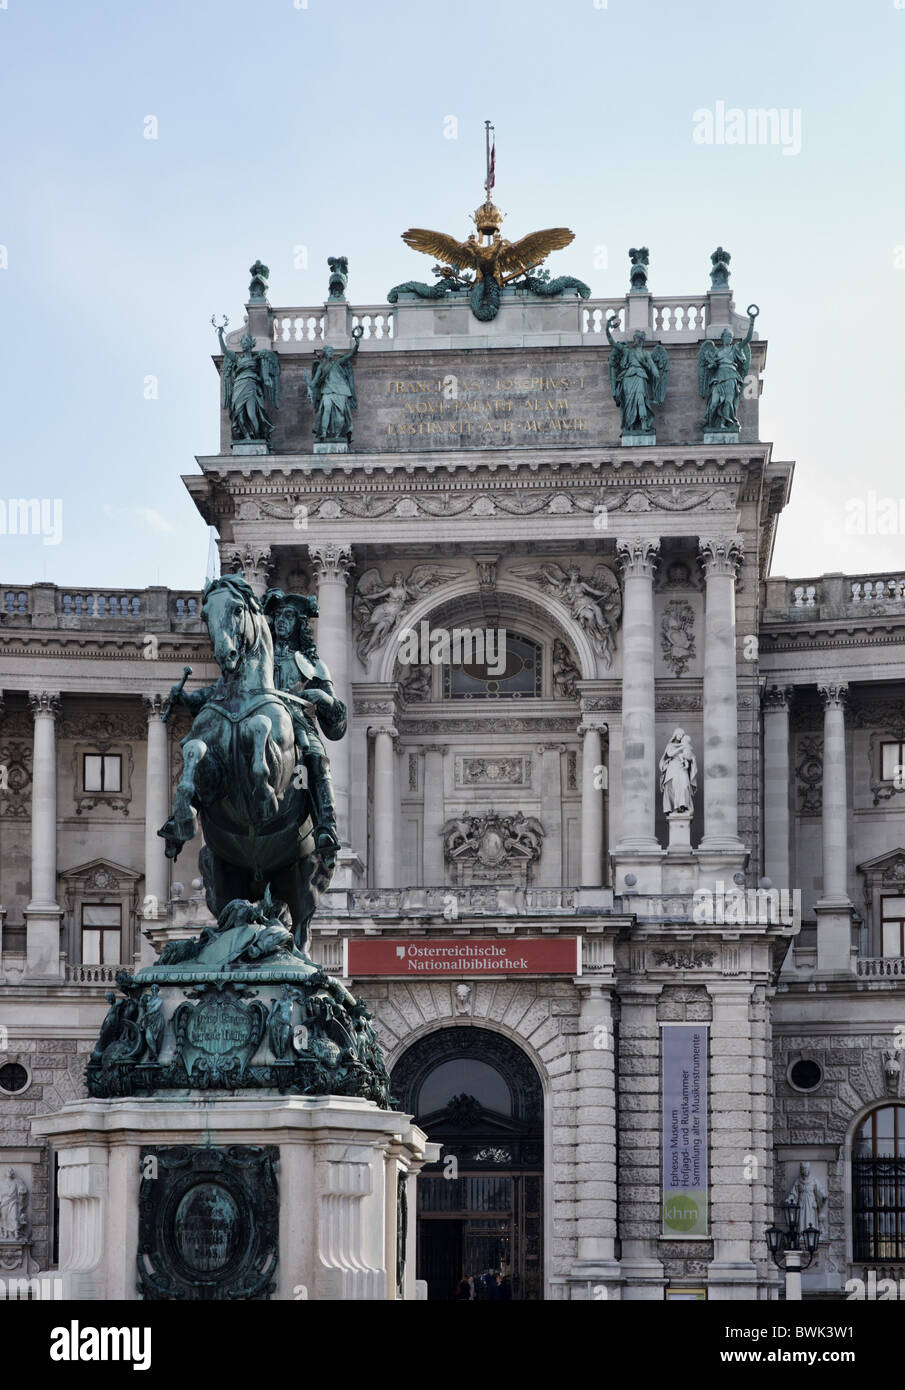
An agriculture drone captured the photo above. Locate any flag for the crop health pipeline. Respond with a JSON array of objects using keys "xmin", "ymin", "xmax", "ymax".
[{"xmin": 488, "ymin": 137, "xmax": 495, "ymax": 191}]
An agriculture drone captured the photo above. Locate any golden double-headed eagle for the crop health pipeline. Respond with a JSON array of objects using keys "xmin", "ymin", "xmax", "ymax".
[{"xmin": 401, "ymin": 201, "xmax": 575, "ymax": 284}]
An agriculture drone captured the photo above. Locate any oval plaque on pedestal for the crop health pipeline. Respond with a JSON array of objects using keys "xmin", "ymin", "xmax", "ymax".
[{"xmin": 174, "ymin": 1182, "xmax": 240, "ymax": 1273}]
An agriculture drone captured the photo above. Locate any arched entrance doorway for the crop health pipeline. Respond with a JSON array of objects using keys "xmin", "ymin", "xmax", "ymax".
[{"xmin": 391, "ymin": 1026, "xmax": 544, "ymax": 1301}]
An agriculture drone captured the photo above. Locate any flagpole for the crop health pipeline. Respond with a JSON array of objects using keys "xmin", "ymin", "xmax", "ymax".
[{"xmin": 484, "ymin": 119, "xmax": 491, "ymax": 198}]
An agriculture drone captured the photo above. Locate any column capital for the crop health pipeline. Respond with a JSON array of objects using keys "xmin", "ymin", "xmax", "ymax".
[
  {"xmin": 309, "ymin": 542, "xmax": 354, "ymax": 583},
  {"xmin": 367, "ymin": 724, "xmax": 399, "ymax": 741},
  {"xmin": 220, "ymin": 544, "xmax": 274, "ymax": 595},
  {"xmin": 421, "ymin": 744, "xmax": 449, "ymax": 756},
  {"xmin": 578, "ymin": 714, "xmax": 609, "ymax": 737},
  {"xmin": 28, "ymin": 692, "xmax": 61, "ymax": 720},
  {"xmin": 698, "ymin": 535, "xmax": 743, "ymax": 578},
  {"xmin": 818, "ymin": 682, "xmax": 849, "ymax": 711},
  {"xmin": 616, "ymin": 537, "xmax": 660, "ymax": 580},
  {"xmin": 538, "ymin": 742, "xmax": 569, "ymax": 756},
  {"xmin": 142, "ymin": 693, "xmax": 167, "ymax": 720},
  {"xmin": 762, "ymin": 684, "xmax": 794, "ymax": 713}
]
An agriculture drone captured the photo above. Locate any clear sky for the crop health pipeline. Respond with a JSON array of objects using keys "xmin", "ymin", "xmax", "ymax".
[{"xmin": 1, "ymin": 0, "xmax": 903, "ymax": 590}]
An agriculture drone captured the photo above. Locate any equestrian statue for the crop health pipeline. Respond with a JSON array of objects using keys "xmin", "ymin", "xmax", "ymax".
[{"xmin": 158, "ymin": 574, "xmax": 345, "ymax": 960}]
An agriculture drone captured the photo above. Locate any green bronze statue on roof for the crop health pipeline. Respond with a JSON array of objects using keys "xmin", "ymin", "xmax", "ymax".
[
  {"xmin": 697, "ymin": 304, "xmax": 759, "ymax": 433},
  {"xmin": 213, "ymin": 315, "xmax": 281, "ymax": 443}
]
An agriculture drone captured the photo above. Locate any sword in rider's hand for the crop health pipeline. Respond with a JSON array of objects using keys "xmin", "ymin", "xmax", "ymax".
[{"xmin": 160, "ymin": 667, "xmax": 192, "ymax": 722}]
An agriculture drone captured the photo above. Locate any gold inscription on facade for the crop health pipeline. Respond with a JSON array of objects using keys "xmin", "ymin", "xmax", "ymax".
[{"xmin": 384, "ymin": 375, "xmax": 589, "ymax": 441}]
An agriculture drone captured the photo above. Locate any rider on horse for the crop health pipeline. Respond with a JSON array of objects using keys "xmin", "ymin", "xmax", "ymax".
[
  {"xmin": 167, "ymin": 581, "xmax": 345, "ymax": 860},
  {"xmin": 262, "ymin": 588, "xmax": 344, "ymax": 858}
]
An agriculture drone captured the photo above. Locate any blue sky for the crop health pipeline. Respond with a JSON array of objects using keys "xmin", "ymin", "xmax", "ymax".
[{"xmin": 1, "ymin": 0, "xmax": 904, "ymax": 589}]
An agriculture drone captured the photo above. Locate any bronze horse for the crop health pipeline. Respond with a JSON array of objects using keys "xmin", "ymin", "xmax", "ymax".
[{"xmin": 159, "ymin": 575, "xmax": 335, "ymax": 958}]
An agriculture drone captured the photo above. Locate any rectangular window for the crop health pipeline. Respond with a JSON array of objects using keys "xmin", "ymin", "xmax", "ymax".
[
  {"xmin": 881, "ymin": 897, "xmax": 905, "ymax": 957},
  {"xmin": 83, "ymin": 753, "xmax": 122, "ymax": 793},
  {"xmin": 881, "ymin": 741, "xmax": 905, "ymax": 783},
  {"xmin": 80, "ymin": 903, "xmax": 122, "ymax": 964}
]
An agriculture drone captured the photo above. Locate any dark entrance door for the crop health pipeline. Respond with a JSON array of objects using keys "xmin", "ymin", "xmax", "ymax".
[{"xmin": 391, "ymin": 1027, "xmax": 544, "ymax": 1301}]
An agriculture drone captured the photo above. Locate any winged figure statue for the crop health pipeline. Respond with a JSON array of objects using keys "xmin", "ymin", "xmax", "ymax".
[
  {"xmin": 697, "ymin": 305, "xmax": 759, "ymax": 432},
  {"xmin": 214, "ymin": 318, "xmax": 281, "ymax": 443},
  {"xmin": 353, "ymin": 564, "xmax": 466, "ymax": 662},
  {"xmin": 392, "ymin": 200, "xmax": 587, "ymax": 322},
  {"xmin": 605, "ymin": 317, "xmax": 670, "ymax": 435},
  {"xmin": 512, "ymin": 561, "xmax": 622, "ymax": 666}
]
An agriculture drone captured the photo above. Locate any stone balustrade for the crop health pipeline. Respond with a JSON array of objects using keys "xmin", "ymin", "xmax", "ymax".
[
  {"xmin": 856, "ymin": 956, "xmax": 905, "ymax": 978},
  {"xmin": 67, "ymin": 963, "xmax": 123, "ymax": 984},
  {"xmin": 0, "ymin": 584, "xmax": 204, "ymax": 630},
  {"xmin": 763, "ymin": 572, "xmax": 905, "ymax": 622},
  {"xmin": 266, "ymin": 289, "xmax": 747, "ymax": 352},
  {"xmin": 344, "ymin": 885, "xmax": 588, "ymax": 917}
]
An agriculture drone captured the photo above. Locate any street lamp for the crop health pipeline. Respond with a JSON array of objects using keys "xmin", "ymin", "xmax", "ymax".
[{"xmin": 765, "ymin": 1196, "xmax": 820, "ymax": 1301}]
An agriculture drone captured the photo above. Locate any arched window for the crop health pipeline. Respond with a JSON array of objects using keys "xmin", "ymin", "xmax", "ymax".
[
  {"xmin": 443, "ymin": 631, "xmax": 541, "ymax": 700},
  {"xmin": 853, "ymin": 1105, "xmax": 905, "ymax": 1261}
]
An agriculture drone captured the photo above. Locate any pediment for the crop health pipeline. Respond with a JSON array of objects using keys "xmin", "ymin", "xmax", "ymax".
[
  {"xmin": 858, "ymin": 849, "xmax": 905, "ymax": 888},
  {"xmin": 59, "ymin": 857, "xmax": 143, "ymax": 888}
]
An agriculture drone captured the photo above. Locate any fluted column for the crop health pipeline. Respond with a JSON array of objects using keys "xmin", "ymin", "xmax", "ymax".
[
  {"xmin": 815, "ymin": 683, "xmax": 853, "ymax": 972},
  {"xmin": 142, "ymin": 695, "xmax": 170, "ymax": 963},
  {"xmin": 579, "ymin": 708, "xmax": 608, "ymax": 886},
  {"xmin": 25, "ymin": 691, "xmax": 62, "ymax": 979},
  {"xmin": 369, "ymin": 726, "xmax": 398, "ymax": 887},
  {"xmin": 422, "ymin": 745, "xmax": 447, "ymax": 883},
  {"xmin": 309, "ymin": 542, "xmax": 355, "ymax": 852},
  {"xmin": 220, "ymin": 544, "xmax": 274, "ymax": 598},
  {"xmin": 762, "ymin": 685, "xmax": 792, "ymax": 891},
  {"xmin": 698, "ymin": 536, "xmax": 744, "ymax": 853},
  {"xmin": 614, "ymin": 539, "xmax": 660, "ymax": 851}
]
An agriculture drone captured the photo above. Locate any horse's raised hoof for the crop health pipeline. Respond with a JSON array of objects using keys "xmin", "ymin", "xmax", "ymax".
[{"xmin": 158, "ymin": 818, "xmax": 186, "ymax": 860}]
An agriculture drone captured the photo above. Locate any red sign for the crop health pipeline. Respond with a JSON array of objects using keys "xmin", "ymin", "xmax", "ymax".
[{"xmin": 345, "ymin": 937, "xmax": 581, "ymax": 978}]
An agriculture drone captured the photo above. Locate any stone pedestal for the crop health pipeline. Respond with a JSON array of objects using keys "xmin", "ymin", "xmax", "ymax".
[
  {"xmin": 32, "ymin": 1096, "xmax": 437, "ymax": 1301},
  {"xmin": 621, "ymin": 432, "xmax": 656, "ymax": 447},
  {"xmin": 231, "ymin": 441, "xmax": 268, "ymax": 456},
  {"xmin": 313, "ymin": 442, "xmax": 350, "ymax": 454},
  {"xmin": 666, "ymin": 810, "xmax": 692, "ymax": 852}
]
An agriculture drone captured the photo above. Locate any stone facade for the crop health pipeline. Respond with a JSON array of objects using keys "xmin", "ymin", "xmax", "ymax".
[{"xmin": 2, "ymin": 273, "xmax": 904, "ymax": 1299}]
